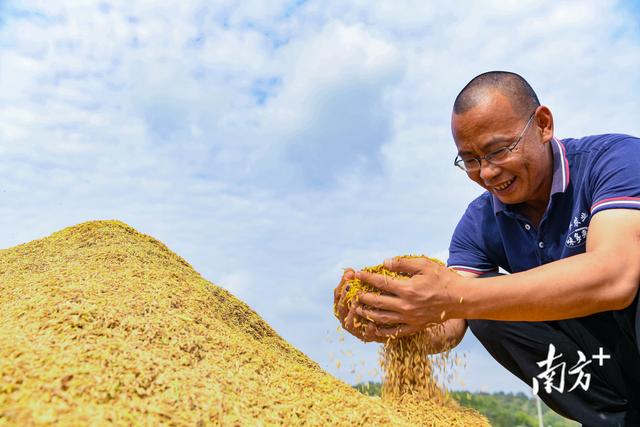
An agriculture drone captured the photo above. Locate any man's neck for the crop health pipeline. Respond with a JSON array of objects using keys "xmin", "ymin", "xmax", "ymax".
[
  {"xmin": 516, "ymin": 202, "xmax": 547, "ymax": 228},
  {"xmin": 517, "ymin": 185, "xmax": 553, "ymax": 228},
  {"xmin": 518, "ymin": 144, "xmax": 554, "ymax": 228}
]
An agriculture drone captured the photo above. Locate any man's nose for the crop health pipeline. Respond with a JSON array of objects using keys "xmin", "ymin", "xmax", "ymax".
[{"xmin": 479, "ymin": 159, "xmax": 501, "ymax": 182}]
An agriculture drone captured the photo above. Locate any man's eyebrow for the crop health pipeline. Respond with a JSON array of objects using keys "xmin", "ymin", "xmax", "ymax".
[{"xmin": 457, "ymin": 138, "xmax": 513, "ymax": 157}]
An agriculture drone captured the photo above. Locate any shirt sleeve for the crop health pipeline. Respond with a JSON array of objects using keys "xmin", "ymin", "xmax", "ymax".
[
  {"xmin": 447, "ymin": 201, "xmax": 499, "ymax": 275},
  {"xmin": 589, "ymin": 136, "xmax": 640, "ymax": 215}
]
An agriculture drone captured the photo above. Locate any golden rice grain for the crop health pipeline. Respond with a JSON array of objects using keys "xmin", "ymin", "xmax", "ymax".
[{"xmin": 0, "ymin": 221, "xmax": 488, "ymax": 426}]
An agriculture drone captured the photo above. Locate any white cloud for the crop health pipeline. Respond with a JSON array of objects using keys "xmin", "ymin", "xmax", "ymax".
[{"xmin": 259, "ymin": 21, "xmax": 404, "ymax": 187}]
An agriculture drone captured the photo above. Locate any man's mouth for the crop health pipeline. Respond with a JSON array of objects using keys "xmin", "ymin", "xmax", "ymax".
[{"xmin": 493, "ymin": 177, "xmax": 516, "ymax": 192}]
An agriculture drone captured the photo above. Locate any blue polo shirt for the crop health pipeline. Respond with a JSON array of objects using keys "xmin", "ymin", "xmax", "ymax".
[{"xmin": 447, "ymin": 134, "xmax": 640, "ymax": 274}]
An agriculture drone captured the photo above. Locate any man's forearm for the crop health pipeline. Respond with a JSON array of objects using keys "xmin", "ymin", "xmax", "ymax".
[
  {"xmin": 425, "ymin": 318, "xmax": 467, "ymax": 354},
  {"xmin": 449, "ymin": 250, "xmax": 639, "ymax": 321}
]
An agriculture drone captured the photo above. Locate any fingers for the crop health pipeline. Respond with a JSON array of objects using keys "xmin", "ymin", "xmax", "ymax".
[
  {"xmin": 342, "ymin": 268, "xmax": 356, "ymax": 283},
  {"xmin": 333, "ymin": 268, "xmax": 356, "ymax": 318},
  {"xmin": 336, "ymin": 283, "xmax": 351, "ymax": 323},
  {"xmin": 342, "ymin": 302, "xmax": 386, "ymax": 343},
  {"xmin": 333, "ymin": 266, "xmax": 429, "ymax": 344},
  {"xmin": 383, "ymin": 256, "xmax": 430, "ymax": 275},
  {"xmin": 360, "ymin": 321, "xmax": 385, "ymax": 343},
  {"xmin": 333, "ymin": 269, "xmax": 354, "ymax": 302},
  {"xmin": 357, "ymin": 292, "xmax": 403, "ymax": 312},
  {"xmin": 344, "ymin": 299, "xmax": 359, "ymax": 331},
  {"xmin": 356, "ymin": 305, "xmax": 403, "ymax": 325},
  {"xmin": 356, "ymin": 270, "xmax": 402, "ymax": 295}
]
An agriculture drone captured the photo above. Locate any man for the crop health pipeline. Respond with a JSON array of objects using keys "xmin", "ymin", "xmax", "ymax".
[{"xmin": 333, "ymin": 71, "xmax": 640, "ymax": 426}]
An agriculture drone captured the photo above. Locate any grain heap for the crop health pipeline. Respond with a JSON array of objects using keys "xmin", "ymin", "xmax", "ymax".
[
  {"xmin": 0, "ymin": 221, "xmax": 488, "ymax": 426},
  {"xmin": 340, "ymin": 257, "xmax": 459, "ymax": 402}
]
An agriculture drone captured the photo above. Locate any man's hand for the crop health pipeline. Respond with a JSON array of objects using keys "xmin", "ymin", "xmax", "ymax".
[
  {"xmin": 354, "ymin": 256, "xmax": 464, "ymax": 338},
  {"xmin": 333, "ymin": 268, "xmax": 386, "ymax": 343}
]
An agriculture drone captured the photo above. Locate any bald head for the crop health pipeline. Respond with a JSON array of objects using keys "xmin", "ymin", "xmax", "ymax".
[{"xmin": 453, "ymin": 71, "xmax": 540, "ymax": 118}]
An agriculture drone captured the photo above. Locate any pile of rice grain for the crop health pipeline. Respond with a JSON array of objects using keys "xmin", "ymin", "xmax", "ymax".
[
  {"xmin": 0, "ymin": 221, "xmax": 488, "ymax": 426},
  {"xmin": 342, "ymin": 257, "xmax": 459, "ymax": 402}
]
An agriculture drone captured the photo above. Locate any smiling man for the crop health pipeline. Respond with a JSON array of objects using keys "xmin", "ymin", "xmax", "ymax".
[{"xmin": 334, "ymin": 71, "xmax": 640, "ymax": 426}]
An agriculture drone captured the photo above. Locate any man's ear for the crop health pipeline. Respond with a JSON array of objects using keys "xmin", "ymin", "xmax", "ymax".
[{"xmin": 535, "ymin": 105, "xmax": 554, "ymax": 144}]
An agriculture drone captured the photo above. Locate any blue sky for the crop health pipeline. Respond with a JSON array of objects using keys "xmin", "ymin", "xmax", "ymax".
[{"xmin": 1, "ymin": 0, "xmax": 639, "ymax": 393}]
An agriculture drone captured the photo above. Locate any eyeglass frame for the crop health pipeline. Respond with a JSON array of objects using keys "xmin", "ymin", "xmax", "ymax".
[{"xmin": 453, "ymin": 111, "xmax": 537, "ymax": 172}]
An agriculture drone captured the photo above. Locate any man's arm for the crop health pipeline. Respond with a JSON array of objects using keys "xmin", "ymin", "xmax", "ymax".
[
  {"xmin": 452, "ymin": 209, "xmax": 640, "ymax": 321},
  {"xmin": 422, "ymin": 317, "xmax": 468, "ymax": 353},
  {"xmin": 355, "ymin": 209, "xmax": 640, "ymax": 329}
]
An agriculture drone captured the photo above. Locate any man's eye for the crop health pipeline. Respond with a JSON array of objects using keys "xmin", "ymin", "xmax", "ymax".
[{"xmin": 487, "ymin": 148, "xmax": 510, "ymax": 161}]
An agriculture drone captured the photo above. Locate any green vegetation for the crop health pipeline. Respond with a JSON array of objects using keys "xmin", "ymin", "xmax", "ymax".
[
  {"xmin": 354, "ymin": 383, "xmax": 579, "ymax": 427},
  {"xmin": 354, "ymin": 381, "xmax": 383, "ymax": 397},
  {"xmin": 450, "ymin": 391, "xmax": 578, "ymax": 427}
]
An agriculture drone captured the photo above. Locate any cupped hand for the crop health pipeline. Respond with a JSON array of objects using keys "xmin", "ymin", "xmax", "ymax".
[
  {"xmin": 353, "ymin": 256, "xmax": 463, "ymax": 339},
  {"xmin": 333, "ymin": 268, "xmax": 386, "ymax": 343}
]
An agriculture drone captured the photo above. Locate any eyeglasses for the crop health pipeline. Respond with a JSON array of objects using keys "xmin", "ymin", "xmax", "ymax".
[{"xmin": 454, "ymin": 112, "xmax": 536, "ymax": 173}]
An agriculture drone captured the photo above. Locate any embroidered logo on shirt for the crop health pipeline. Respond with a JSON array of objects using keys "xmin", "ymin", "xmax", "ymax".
[{"xmin": 565, "ymin": 212, "xmax": 589, "ymax": 247}]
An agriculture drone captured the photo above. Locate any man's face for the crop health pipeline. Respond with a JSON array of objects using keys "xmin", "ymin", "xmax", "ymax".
[{"xmin": 451, "ymin": 91, "xmax": 551, "ymax": 206}]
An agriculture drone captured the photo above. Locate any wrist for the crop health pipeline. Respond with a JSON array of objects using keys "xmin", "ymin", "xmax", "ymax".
[{"xmin": 447, "ymin": 274, "xmax": 474, "ymax": 319}]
